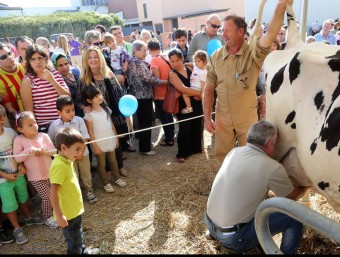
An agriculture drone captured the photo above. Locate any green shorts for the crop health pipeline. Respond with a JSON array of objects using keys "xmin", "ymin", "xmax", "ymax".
[{"xmin": 0, "ymin": 175, "xmax": 29, "ymax": 213}]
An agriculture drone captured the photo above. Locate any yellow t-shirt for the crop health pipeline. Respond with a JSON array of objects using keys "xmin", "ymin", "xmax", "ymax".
[
  {"xmin": 49, "ymin": 155, "xmax": 84, "ymax": 220},
  {"xmin": 0, "ymin": 63, "xmax": 25, "ymax": 111}
]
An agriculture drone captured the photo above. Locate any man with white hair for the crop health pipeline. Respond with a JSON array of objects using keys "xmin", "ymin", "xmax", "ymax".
[
  {"xmin": 314, "ymin": 19, "xmax": 336, "ymax": 45},
  {"xmin": 187, "ymin": 14, "xmax": 223, "ymax": 62}
]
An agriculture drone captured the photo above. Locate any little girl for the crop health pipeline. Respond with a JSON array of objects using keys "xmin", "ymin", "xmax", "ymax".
[
  {"xmin": 13, "ymin": 111, "xmax": 58, "ymax": 229},
  {"xmin": 81, "ymin": 85, "xmax": 127, "ymax": 193},
  {"xmin": 181, "ymin": 50, "xmax": 208, "ymax": 114}
]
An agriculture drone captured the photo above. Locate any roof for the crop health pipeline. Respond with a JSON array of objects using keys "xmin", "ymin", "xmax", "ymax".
[
  {"xmin": 163, "ymin": 8, "xmax": 229, "ymax": 20},
  {"xmin": 0, "ymin": 6, "xmax": 23, "ymax": 10}
]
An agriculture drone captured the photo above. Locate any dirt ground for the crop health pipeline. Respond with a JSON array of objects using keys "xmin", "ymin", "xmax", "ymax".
[{"xmin": 1, "ymin": 119, "xmax": 339, "ymax": 254}]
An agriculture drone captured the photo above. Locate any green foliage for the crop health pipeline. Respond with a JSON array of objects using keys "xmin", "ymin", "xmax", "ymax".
[{"xmin": 0, "ymin": 11, "xmax": 124, "ymax": 41}]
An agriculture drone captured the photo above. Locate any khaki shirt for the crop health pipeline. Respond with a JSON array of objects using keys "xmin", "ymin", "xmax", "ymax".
[{"xmin": 206, "ymin": 40, "xmax": 271, "ymax": 126}]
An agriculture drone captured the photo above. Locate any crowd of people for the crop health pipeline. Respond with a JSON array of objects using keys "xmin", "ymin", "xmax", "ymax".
[{"xmin": 0, "ymin": 0, "xmax": 336, "ymax": 253}]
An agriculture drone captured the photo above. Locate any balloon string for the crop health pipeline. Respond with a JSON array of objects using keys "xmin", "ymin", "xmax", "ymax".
[{"xmin": 0, "ymin": 112, "xmax": 214, "ymax": 159}]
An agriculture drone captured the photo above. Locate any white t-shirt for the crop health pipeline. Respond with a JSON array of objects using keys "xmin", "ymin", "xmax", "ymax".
[
  {"xmin": 84, "ymin": 108, "xmax": 116, "ymax": 152},
  {"xmin": 110, "ymin": 46, "xmax": 123, "ymax": 71},
  {"xmin": 0, "ymin": 128, "xmax": 18, "ymax": 183},
  {"xmin": 190, "ymin": 66, "xmax": 207, "ymax": 91}
]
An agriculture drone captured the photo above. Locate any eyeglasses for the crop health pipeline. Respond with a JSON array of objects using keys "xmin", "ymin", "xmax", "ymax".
[
  {"xmin": 93, "ymin": 41, "xmax": 103, "ymax": 46},
  {"xmin": 209, "ymin": 22, "xmax": 221, "ymax": 29},
  {"xmin": 29, "ymin": 56, "xmax": 46, "ymax": 62},
  {"xmin": 0, "ymin": 51, "xmax": 13, "ymax": 60},
  {"xmin": 137, "ymin": 49, "xmax": 148, "ymax": 54}
]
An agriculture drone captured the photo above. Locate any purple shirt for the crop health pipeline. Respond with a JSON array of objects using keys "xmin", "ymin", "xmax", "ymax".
[{"xmin": 68, "ymin": 39, "xmax": 82, "ymax": 56}]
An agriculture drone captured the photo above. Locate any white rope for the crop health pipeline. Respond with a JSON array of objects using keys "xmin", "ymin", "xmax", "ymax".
[{"xmin": 0, "ymin": 112, "xmax": 214, "ymax": 159}]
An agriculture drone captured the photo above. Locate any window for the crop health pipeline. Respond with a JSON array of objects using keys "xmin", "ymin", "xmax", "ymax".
[{"xmin": 143, "ymin": 3, "xmax": 148, "ymax": 19}]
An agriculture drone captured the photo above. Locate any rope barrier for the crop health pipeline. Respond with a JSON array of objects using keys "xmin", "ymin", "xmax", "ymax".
[{"xmin": 0, "ymin": 112, "xmax": 214, "ymax": 159}]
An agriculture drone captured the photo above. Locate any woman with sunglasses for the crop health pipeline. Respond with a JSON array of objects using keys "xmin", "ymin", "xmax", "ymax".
[
  {"xmin": 20, "ymin": 44, "xmax": 70, "ymax": 133},
  {"xmin": 83, "ymin": 30, "xmax": 103, "ymax": 51},
  {"xmin": 76, "ymin": 46, "xmax": 129, "ymax": 177}
]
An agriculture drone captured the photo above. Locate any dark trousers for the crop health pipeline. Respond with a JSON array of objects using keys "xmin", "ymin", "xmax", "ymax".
[
  {"xmin": 154, "ymin": 99, "xmax": 175, "ymax": 142},
  {"xmin": 63, "ymin": 215, "xmax": 88, "ymax": 255},
  {"xmin": 136, "ymin": 98, "xmax": 153, "ymax": 152},
  {"xmin": 115, "ymin": 123, "xmax": 130, "ymax": 151}
]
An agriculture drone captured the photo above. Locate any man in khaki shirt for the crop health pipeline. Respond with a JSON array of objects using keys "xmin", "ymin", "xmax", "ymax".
[{"xmin": 204, "ymin": 0, "xmax": 292, "ymax": 164}]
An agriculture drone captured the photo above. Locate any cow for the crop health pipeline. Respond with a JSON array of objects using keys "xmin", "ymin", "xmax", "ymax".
[{"xmin": 262, "ymin": 2, "xmax": 340, "ymax": 212}]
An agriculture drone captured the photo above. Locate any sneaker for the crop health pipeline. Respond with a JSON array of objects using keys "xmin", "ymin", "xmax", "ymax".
[
  {"xmin": 45, "ymin": 216, "xmax": 58, "ymax": 229},
  {"xmin": 88, "ymin": 247, "xmax": 100, "ymax": 254},
  {"xmin": 25, "ymin": 216, "xmax": 45, "ymax": 226},
  {"xmin": 140, "ymin": 150, "xmax": 157, "ymax": 156},
  {"xmin": 181, "ymin": 107, "xmax": 193, "ymax": 114},
  {"xmin": 13, "ymin": 227, "xmax": 28, "ymax": 245},
  {"xmin": 125, "ymin": 146, "xmax": 137, "ymax": 152},
  {"xmin": 86, "ymin": 191, "xmax": 98, "ymax": 204},
  {"xmin": 0, "ymin": 227, "xmax": 14, "ymax": 244},
  {"xmin": 115, "ymin": 178, "xmax": 127, "ymax": 188},
  {"xmin": 103, "ymin": 183, "xmax": 115, "ymax": 193}
]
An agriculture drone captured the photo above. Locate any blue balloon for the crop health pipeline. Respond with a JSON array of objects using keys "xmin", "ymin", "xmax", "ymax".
[
  {"xmin": 206, "ymin": 39, "xmax": 223, "ymax": 56},
  {"xmin": 119, "ymin": 95, "xmax": 138, "ymax": 117}
]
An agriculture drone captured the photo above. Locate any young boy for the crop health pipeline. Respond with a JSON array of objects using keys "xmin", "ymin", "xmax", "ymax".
[
  {"xmin": 174, "ymin": 28, "xmax": 189, "ymax": 63},
  {"xmin": 50, "ymin": 127, "xmax": 100, "ymax": 254},
  {"xmin": 0, "ymin": 105, "xmax": 44, "ymax": 245},
  {"xmin": 48, "ymin": 95, "xmax": 97, "ymax": 204}
]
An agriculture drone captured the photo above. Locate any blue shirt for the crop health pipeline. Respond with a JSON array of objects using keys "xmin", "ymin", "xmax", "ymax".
[{"xmin": 314, "ymin": 31, "xmax": 336, "ymax": 45}]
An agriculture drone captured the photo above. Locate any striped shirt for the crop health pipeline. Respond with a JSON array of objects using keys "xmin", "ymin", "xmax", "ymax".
[
  {"xmin": 0, "ymin": 63, "xmax": 25, "ymax": 111},
  {"xmin": 25, "ymin": 70, "xmax": 68, "ymax": 126}
]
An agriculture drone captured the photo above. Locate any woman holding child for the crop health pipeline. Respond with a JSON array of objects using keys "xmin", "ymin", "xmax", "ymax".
[{"xmin": 167, "ymin": 48, "xmax": 203, "ymax": 162}]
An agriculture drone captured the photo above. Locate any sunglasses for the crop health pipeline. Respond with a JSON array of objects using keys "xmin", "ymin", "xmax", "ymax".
[
  {"xmin": 0, "ymin": 51, "xmax": 13, "ymax": 60},
  {"xmin": 278, "ymin": 33, "xmax": 285, "ymax": 35},
  {"xmin": 209, "ymin": 22, "xmax": 221, "ymax": 29},
  {"xmin": 93, "ymin": 41, "xmax": 103, "ymax": 46}
]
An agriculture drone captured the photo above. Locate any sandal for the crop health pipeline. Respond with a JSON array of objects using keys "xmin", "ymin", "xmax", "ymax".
[
  {"xmin": 160, "ymin": 140, "xmax": 167, "ymax": 146},
  {"xmin": 177, "ymin": 157, "xmax": 185, "ymax": 163},
  {"xmin": 119, "ymin": 168, "xmax": 129, "ymax": 177},
  {"xmin": 166, "ymin": 140, "xmax": 174, "ymax": 146}
]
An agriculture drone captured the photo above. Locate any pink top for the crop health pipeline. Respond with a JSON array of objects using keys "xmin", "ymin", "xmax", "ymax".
[{"xmin": 13, "ymin": 133, "xmax": 55, "ymax": 181}]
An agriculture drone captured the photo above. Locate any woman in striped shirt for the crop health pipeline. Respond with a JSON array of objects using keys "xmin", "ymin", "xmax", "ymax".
[{"xmin": 20, "ymin": 44, "xmax": 70, "ymax": 133}]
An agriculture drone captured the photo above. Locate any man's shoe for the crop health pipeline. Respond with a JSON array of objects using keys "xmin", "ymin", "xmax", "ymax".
[
  {"xmin": 126, "ymin": 146, "xmax": 137, "ymax": 152},
  {"xmin": 205, "ymin": 230, "xmax": 216, "ymax": 240},
  {"xmin": 13, "ymin": 227, "xmax": 28, "ymax": 245},
  {"xmin": 140, "ymin": 150, "xmax": 156, "ymax": 156},
  {"xmin": 0, "ymin": 227, "xmax": 14, "ymax": 244}
]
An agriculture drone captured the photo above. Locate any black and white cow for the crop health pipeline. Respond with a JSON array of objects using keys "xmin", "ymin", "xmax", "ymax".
[{"xmin": 263, "ymin": 3, "xmax": 340, "ymax": 211}]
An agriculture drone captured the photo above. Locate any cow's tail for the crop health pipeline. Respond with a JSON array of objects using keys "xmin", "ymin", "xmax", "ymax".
[
  {"xmin": 249, "ymin": 0, "xmax": 267, "ymax": 47},
  {"xmin": 285, "ymin": 3, "xmax": 304, "ymax": 48}
]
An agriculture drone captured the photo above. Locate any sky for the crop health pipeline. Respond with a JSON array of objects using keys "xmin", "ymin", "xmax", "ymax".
[{"xmin": 0, "ymin": 0, "xmax": 72, "ymax": 8}]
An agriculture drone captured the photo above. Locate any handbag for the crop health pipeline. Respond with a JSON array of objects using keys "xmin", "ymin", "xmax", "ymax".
[{"xmin": 163, "ymin": 80, "xmax": 182, "ymax": 114}]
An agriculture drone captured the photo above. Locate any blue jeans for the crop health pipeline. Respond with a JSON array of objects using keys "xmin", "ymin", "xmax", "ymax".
[
  {"xmin": 204, "ymin": 212, "xmax": 303, "ymax": 254},
  {"xmin": 63, "ymin": 215, "xmax": 88, "ymax": 254},
  {"xmin": 154, "ymin": 100, "xmax": 175, "ymax": 142}
]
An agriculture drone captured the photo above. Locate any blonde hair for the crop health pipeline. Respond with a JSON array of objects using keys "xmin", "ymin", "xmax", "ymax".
[
  {"xmin": 80, "ymin": 47, "xmax": 110, "ymax": 85},
  {"xmin": 57, "ymin": 35, "xmax": 69, "ymax": 55}
]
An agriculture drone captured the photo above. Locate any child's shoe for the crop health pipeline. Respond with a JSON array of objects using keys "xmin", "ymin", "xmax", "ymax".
[
  {"xmin": 45, "ymin": 216, "xmax": 58, "ymax": 229},
  {"xmin": 13, "ymin": 227, "xmax": 28, "ymax": 245},
  {"xmin": 115, "ymin": 178, "xmax": 127, "ymax": 188},
  {"xmin": 86, "ymin": 191, "xmax": 98, "ymax": 204},
  {"xmin": 25, "ymin": 216, "xmax": 44, "ymax": 226},
  {"xmin": 104, "ymin": 183, "xmax": 115, "ymax": 193},
  {"xmin": 181, "ymin": 107, "xmax": 193, "ymax": 114}
]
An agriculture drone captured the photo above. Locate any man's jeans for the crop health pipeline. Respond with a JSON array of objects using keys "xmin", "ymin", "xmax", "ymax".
[
  {"xmin": 63, "ymin": 215, "xmax": 88, "ymax": 254},
  {"xmin": 204, "ymin": 212, "xmax": 303, "ymax": 254}
]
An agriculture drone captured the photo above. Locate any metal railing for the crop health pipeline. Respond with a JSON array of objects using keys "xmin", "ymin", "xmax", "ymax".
[{"xmin": 255, "ymin": 197, "xmax": 340, "ymax": 254}]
